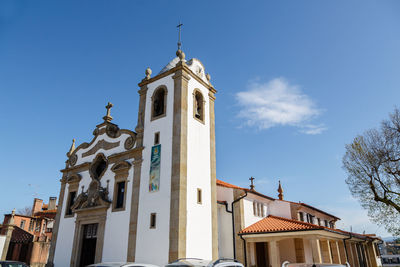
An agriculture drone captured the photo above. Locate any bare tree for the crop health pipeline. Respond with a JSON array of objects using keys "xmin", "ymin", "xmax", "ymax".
[
  {"xmin": 343, "ymin": 108, "xmax": 400, "ymax": 235},
  {"xmin": 17, "ymin": 206, "xmax": 32, "ymax": 216}
]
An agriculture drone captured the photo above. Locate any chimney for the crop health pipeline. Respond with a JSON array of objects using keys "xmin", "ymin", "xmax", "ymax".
[
  {"xmin": 48, "ymin": 197, "xmax": 57, "ymax": 210},
  {"xmin": 32, "ymin": 198, "xmax": 43, "ymax": 215}
]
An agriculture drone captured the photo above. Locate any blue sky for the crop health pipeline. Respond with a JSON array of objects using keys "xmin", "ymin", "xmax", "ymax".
[{"xmin": 1, "ymin": 1, "xmax": 399, "ymax": 237}]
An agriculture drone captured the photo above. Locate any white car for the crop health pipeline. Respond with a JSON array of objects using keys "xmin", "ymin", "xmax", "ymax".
[
  {"xmin": 87, "ymin": 263, "xmax": 160, "ymax": 267},
  {"xmin": 165, "ymin": 258, "xmax": 244, "ymax": 267},
  {"xmin": 281, "ymin": 261, "xmax": 351, "ymax": 267}
]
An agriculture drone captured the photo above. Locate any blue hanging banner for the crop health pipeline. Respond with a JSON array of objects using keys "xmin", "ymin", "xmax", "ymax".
[{"xmin": 149, "ymin": 144, "xmax": 161, "ymax": 192}]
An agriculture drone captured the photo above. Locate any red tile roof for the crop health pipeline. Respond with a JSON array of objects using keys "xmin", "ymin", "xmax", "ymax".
[
  {"xmin": 239, "ymin": 215, "xmax": 322, "ymax": 234},
  {"xmin": 239, "ymin": 215, "xmax": 381, "ymax": 241},
  {"xmin": 217, "ymin": 179, "xmax": 245, "ymax": 190}
]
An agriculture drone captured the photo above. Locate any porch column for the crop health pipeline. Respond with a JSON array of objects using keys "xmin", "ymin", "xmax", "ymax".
[
  {"xmin": 310, "ymin": 238, "xmax": 322, "ymax": 264},
  {"xmin": 269, "ymin": 240, "xmax": 280, "ymax": 267},
  {"xmin": 338, "ymin": 241, "xmax": 347, "ymax": 264},
  {"xmin": 367, "ymin": 243, "xmax": 378, "ymax": 267},
  {"xmin": 364, "ymin": 243, "xmax": 372, "ymax": 267},
  {"xmin": 346, "ymin": 242, "xmax": 355, "ymax": 267},
  {"xmin": 330, "ymin": 241, "xmax": 341, "ymax": 264},
  {"xmin": 320, "ymin": 239, "xmax": 332, "ymax": 263},
  {"xmin": 351, "ymin": 243, "xmax": 360, "ymax": 267}
]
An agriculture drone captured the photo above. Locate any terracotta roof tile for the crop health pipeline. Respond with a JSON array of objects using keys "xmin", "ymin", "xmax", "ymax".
[
  {"xmin": 216, "ymin": 179, "xmax": 245, "ymax": 190},
  {"xmin": 239, "ymin": 215, "xmax": 323, "ymax": 234}
]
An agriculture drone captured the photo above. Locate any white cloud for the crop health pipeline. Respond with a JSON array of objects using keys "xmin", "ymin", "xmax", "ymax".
[{"xmin": 236, "ymin": 78, "xmax": 326, "ymax": 134}]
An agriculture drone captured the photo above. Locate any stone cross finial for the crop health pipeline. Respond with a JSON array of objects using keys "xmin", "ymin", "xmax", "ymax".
[
  {"xmin": 177, "ymin": 22, "xmax": 183, "ymax": 51},
  {"xmin": 278, "ymin": 180, "xmax": 284, "ymax": 200},
  {"xmin": 103, "ymin": 102, "xmax": 113, "ymax": 122},
  {"xmin": 249, "ymin": 176, "xmax": 255, "ymax": 191}
]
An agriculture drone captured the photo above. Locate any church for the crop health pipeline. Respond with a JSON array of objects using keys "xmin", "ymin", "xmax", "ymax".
[{"xmin": 47, "ymin": 47, "xmax": 382, "ymax": 267}]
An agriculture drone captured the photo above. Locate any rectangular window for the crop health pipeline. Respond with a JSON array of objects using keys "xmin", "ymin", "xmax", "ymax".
[
  {"xmin": 66, "ymin": 191, "xmax": 76, "ymax": 216},
  {"xmin": 115, "ymin": 181, "xmax": 126, "ymax": 209},
  {"xmin": 29, "ymin": 220, "xmax": 34, "ymax": 231},
  {"xmin": 197, "ymin": 188, "xmax": 202, "ymax": 204},
  {"xmin": 324, "ymin": 220, "xmax": 328, "ymax": 227},
  {"xmin": 150, "ymin": 213, "xmax": 156, "ymax": 228},
  {"xmin": 317, "ymin": 218, "xmax": 321, "ymax": 226},
  {"xmin": 20, "ymin": 220, "xmax": 26, "ymax": 229},
  {"xmin": 299, "ymin": 212, "xmax": 304, "ymax": 222},
  {"xmin": 253, "ymin": 202, "xmax": 256, "ymax": 216},
  {"xmin": 154, "ymin": 132, "xmax": 160, "ymax": 145},
  {"xmin": 35, "ymin": 220, "xmax": 41, "ymax": 232}
]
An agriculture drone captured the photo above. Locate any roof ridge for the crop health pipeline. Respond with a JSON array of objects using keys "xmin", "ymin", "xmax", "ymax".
[{"xmin": 267, "ymin": 215, "xmax": 323, "ymax": 229}]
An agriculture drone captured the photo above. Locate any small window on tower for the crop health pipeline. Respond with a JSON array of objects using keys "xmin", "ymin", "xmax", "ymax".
[
  {"xmin": 154, "ymin": 132, "xmax": 160, "ymax": 145},
  {"xmin": 152, "ymin": 87, "xmax": 167, "ymax": 120},
  {"xmin": 193, "ymin": 90, "xmax": 204, "ymax": 123},
  {"xmin": 150, "ymin": 213, "xmax": 157, "ymax": 229},
  {"xmin": 197, "ymin": 188, "xmax": 202, "ymax": 204}
]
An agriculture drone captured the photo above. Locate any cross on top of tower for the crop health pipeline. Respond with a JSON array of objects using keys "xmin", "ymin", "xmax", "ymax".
[
  {"xmin": 249, "ymin": 176, "xmax": 255, "ymax": 191},
  {"xmin": 177, "ymin": 22, "xmax": 183, "ymax": 51},
  {"xmin": 103, "ymin": 102, "xmax": 113, "ymax": 122}
]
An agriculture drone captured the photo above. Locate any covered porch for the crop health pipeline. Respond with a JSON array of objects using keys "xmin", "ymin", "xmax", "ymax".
[{"xmin": 238, "ymin": 216, "xmax": 381, "ymax": 267}]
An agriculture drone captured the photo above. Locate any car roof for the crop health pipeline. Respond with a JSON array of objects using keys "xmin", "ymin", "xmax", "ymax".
[
  {"xmin": 87, "ymin": 262, "xmax": 160, "ymax": 267},
  {"xmin": 166, "ymin": 259, "xmax": 213, "ymax": 267}
]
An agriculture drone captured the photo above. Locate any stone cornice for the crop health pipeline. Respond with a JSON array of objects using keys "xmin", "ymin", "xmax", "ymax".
[
  {"xmin": 138, "ymin": 63, "xmax": 217, "ymax": 94},
  {"xmin": 61, "ymin": 162, "xmax": 90, "ymax": 174},
  {"xmin": 108, "ymin": 147, "xmax": 144, "ymax": 164}
]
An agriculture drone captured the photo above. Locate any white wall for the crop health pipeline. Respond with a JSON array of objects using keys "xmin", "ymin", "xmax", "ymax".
[
  {"xmin": 54, "ymin": 183, "xmax": 76, "ymax": 266},
  {"xmin": 185, "ymin": 76, "xmax": 212, "ymax": 260},
  {"xmin": 54, "ymin": 125, "xmax": 136, "ymax": 266},
  {"xmin": 135, "ymin": 74, "xmax": 174, "ymax": 266},
  {"xmin": 217, "ymin": 186, "xmax": 234, "ymax": 205},
  {"xmin": 101, "ymin": 164, "xmax": 133, "ymax": 262},
  {"xmin": 217, "ymin": 186, "xmax": 234, "ymax": 259},
  {"xmin": 0, "ymin": 235, "xmax": 6, "ymax": 259},
  {"xmin": 268, "ymin": 200, "xmax": 292, "ymax": 219},
  {"xmin": 217, "ymin": 204, "xmax": 234, "ymax": 259},
  {"xmin": 243, "ymin": 198, "xmax": 267, "ymax": 228}
]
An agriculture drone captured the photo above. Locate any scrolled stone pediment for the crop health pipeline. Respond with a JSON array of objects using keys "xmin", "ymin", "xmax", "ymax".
[{"xmin": 66, "ymin": 120, "xmax": 137, "ymax": 167}]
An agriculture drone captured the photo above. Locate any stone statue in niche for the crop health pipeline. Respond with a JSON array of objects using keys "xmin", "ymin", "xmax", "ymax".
[{"xmin": 71, "ymin": 154, "xmax": 111, "ymax": 211}]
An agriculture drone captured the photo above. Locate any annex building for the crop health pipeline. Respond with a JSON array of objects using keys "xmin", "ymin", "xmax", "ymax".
[{"xmin": 48, "ymin": 48, "xmax": 382, "ymax": 267}]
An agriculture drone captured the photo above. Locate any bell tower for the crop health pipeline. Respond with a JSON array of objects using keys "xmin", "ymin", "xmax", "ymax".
[{"xmin": 131, "ymin": 48, "xmax": 218, "ymax": 265}]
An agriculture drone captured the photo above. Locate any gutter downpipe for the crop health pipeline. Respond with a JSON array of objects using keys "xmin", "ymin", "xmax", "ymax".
[
  {"xmin": 231, "ymin": 190, "xmax": 248, "ymax": 260},
  {"xmin": 239, "ymin": 234, "xmax": 247, "ymax": 267},
  {"xmin": 343, "ymin": 232, "xmax": 352, "ymax": 264}
]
